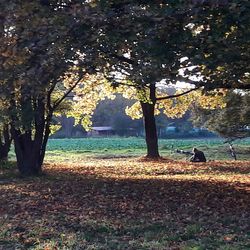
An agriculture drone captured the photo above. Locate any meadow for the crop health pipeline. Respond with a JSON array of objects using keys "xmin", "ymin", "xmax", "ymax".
[
  {"xmin": 43, "ymin": 137, "xmax": 250, "ymax": 162},
  {"xmin": 1, "ymin": 137, "xmax": 250, "ymax": 249}
]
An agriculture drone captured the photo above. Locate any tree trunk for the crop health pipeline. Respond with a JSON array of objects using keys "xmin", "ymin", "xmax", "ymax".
[
  {"xmin": 0, "ymin": 145, "xmax": 9, "ymax": 161},
  {"xmin": 141, "ymin": 101, "xmax": 160, "ymax": 158},
  {"xmin": 0, "ymin": 124, "xmax": 11, "ymax": 161},
  {"xmin": 10, "ymin": 96, "xmax": 50, "ymax": 176},
  {"xmin": 140, "ymin": 84, "xmax": 160, "ymax": 158},
  {"xmin": 11, "ymin": 129, "xmax": 42, "ymax": 176}
]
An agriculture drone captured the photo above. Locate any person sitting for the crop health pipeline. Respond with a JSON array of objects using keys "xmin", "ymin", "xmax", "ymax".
[{"xmin": 189, "ymin": 147, "xmax": 206, "ymax": 162}]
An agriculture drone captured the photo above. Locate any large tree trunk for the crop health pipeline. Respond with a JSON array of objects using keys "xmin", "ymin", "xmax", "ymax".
[
  {"xmin": 11, "ymin": 123, "xmax": 50, "ymax": 176},
  {"xmin": 11, "ymin": 130, "xmax": 42, "ymax": 176},
  {"xmin": 10, "ymin": 95, "xmax": 51, "ymax": 176},
  {"xmin": 0, "ymin": 124, "xmax": 11, "ymax": 161},
  {"xmin": 141, "ymin": 102, "xmax": 160, "ymax": 158},
  {"xmin": 140, "ymin": 84, "xmax": 160, "ymax": 158}
]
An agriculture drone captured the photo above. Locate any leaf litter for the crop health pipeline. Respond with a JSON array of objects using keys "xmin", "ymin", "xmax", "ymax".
[{"xmin": 0, "ymin": 158, "xmax": 249, "ymax": 249}]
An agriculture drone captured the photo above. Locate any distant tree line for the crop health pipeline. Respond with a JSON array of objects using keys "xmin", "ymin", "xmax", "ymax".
[{"xmin": 52, "ymin": 94, "xmax": 216, "ymax": 139}]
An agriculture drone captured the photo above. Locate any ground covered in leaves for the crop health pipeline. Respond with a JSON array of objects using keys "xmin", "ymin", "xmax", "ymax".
[{"xmin": 0, "ymin": 158, "xmax": 250, "ymax": 249}]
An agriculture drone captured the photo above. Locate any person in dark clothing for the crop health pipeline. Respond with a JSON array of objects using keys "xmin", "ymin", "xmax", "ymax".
[
  {"xmin": 229, "ymin": 144, "xmax": 237, "ymax": 160},
  {"xmin": 189, "ymin": 148, "xmax": 206, "ymax": 162}
]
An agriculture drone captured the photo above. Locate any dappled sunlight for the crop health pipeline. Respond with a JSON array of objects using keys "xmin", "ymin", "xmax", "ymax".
[
  {"xmin": 44, "ymin": 158, "xmax": 250, "ymax": 185},
  {"xmin": 1, "ymin": 158, "xmax": 249, "ymax": 249}
]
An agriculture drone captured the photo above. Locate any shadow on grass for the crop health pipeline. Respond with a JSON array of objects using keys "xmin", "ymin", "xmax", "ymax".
[
  {"xmin": 1, "ymin": 164, "xmax": 250, "ymax": 249},
  {"xmin": 208, "ymin": 163, "xmax": 250, "ymax": 175},
  {"xmin": 170, "ymin": 160, "xmax": 250, "ymax": 175}
]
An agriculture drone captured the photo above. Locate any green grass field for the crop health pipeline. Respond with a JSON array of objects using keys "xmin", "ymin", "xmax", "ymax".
[{"xmin": 40, "ymin": 137, "xmax": 250, "ymax": 162}]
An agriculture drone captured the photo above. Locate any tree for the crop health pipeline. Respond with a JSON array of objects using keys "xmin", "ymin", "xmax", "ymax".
[
  {"xmin": 90, "ymin": 1, "xmax": 199, "ymax": 157},
  {"xmin": 191, "ymin": 91, "xmax": 250, "ymax": 141},
  {"xmin": 0, "ymin": 1, "xmax": 102, "ymax": 175},
  {"xmin": 95, "ymin": 0, "xmax": 250, "ymax": 157},
  {"xmin": 1, "ymin": 0, "xmax": 249, "ymax": 169},
  {"xmin": 0, "ymin": 124, "xmax": 11, "ymax": 161},
  {"xmin": 88, "ymin": 2, "xmax": 214, "ymax": 156},
  {"xmin": 185, "ymin": 0, "xmax": 250, "ymax": 90},
  {"xmin": 92, "ymin": 94, "xmax": 143, "ymax": 136},
  {"xmin": 0, "ymin": 98, "xmax": 11, "ymax": 163},
  {"xmin": 0, "ymin": 6, "xmax": 11, "ymax": 161}
]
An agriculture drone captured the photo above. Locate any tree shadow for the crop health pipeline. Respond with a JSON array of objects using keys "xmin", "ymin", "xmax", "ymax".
[
  {"xmin": 1, "ymin": 167, "xmax": 249, "ymax": 249},
  {"xmin": 206, "ymin": 161, "xmax": 250, "ymax": 174},
  {"xmin": 1, "ymin": 167, "xmax": 249, "ymax": 216},
  {"xmin": 209, "ymin": 165, "xmax": 250, "ymax": 174}
]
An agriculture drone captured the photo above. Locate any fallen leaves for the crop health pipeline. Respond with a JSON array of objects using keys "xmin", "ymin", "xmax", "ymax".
[{"xmin": 0, "ymin": 158, "xmax": 249, "ymax": 249}]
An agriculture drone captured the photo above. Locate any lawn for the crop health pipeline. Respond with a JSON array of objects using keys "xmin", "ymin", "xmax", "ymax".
[
  {"xmin": 42, "ymin": 137, "xmax": 250, "ymax": 162},
  {"xmin": 0, "ymin": 155, "xmax": 249, "ymax": 249},
  {"xmin": 6, "ymin": 137, "xmax": 250, "ymax": 162}
]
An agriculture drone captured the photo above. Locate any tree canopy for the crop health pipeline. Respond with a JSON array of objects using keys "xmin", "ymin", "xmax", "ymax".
[{"xmin": 191, "ymin": 91, "xmax": 250, "ymax": 141}]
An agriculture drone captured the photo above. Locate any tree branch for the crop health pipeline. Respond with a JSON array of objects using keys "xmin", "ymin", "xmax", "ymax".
[
  {"xmin": 47, "ymin": 81, "xmax": 58, "ymax": 113},
  {"xmin": 214, "ymin": 84, "xmax": 250, "ymax": 90},
  {"xmin": 156, "ymin": 87, "xmax": 200, "ymax": 101},
  {"xmin": 52, "ymin": 74, "xmax": 84, "ymax": 111},
  {"xmin": 176, "ymin": 76, "xmax": 250, "ymax": 90},
  {"xmin": 106, "ymin": 53, "xmax": 135, "ymax": 65}
]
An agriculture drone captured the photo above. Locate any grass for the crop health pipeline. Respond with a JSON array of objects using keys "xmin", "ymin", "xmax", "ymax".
[
  {"xmin": 0, "ymin": 155, "xmax": 249, "ymax": 249},
  {"xmin": 6, "ymin": 137, "xmax": 250, "ymax": 163},
  {"xmin": 42, "ymin": 137, "xmax": 250, "ymax": 162}
]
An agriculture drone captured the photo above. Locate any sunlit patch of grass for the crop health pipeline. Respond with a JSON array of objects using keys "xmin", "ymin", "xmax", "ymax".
[{"xmin": 43, "ymin": 137, "xmax": 250, "ymax": 162}]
